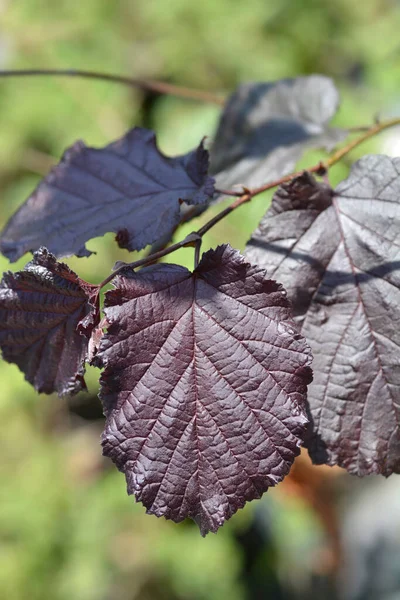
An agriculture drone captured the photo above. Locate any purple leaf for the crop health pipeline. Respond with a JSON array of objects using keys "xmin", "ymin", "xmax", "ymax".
[
  {"xmin": 211, "ymin": 75, "xmax": 346, "ymax": 193},
  {"xmin": 94, "ymin": 245, "xmax": 312, "ymax": 534},
  {"xmin": 246, "ymin": 158, "xmax": 400, "ymax": 475},
  {"xmin": 0, "ymin": 128, "xmax": 215, "ymax": 261},
  {"xmin": 0, "ymin": 247, "xmax": 100, "ymax": 395}
]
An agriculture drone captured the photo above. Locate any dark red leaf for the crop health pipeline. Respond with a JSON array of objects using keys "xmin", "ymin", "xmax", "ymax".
[
  {"xmin": 0, "ymin": 247, "xmax": 100, "ymax": 395},
  {"xmin": 246, "ymin": 157, "xmax": 400, "ymax": 475},
  {"xmin": 0, "ymin": 128, "xmax": 215, "ymax": 261},
  {"xmin": 94, "ymin": 245, "xmax": 312, "ymax": 534}
]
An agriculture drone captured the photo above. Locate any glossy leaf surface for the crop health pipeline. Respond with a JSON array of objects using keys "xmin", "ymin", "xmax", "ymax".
[
  {"xmin": 95, "ymin": 245, "xmax": 312, "ymax": 534},
  {"xmin": 246, "ymin": 158, "xmax": 400, "ymax": 475},
  {"xmin": 0, "ymin": 247, "xmax": 99, "ymax": 395}
]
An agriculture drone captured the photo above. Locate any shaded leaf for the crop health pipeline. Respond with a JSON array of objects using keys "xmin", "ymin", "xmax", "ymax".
[
  {"xmin": 0, "ymin": 127, "xmax": 215, "ymax": 261},
  {"xmin": 95, "ymin": 244, "xmax": 312, "ymax": 534},
  {"xmin": 0, "ymin": 247, "xmax": 100, "ymax": 395},
  {"xmin": 211, "ymin": 75, "xmax": 346, "ymax": 193},
  {"xmin": 246, "ymin": 158, "xmax": 400, "ymax": 475}
]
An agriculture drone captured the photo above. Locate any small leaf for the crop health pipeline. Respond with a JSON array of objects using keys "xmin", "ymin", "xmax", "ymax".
[
  {"xmin": 95, "ymin": 245, "xmax": 312, "ymax": 534},
  {"xmin": 0, "ymin": 247, "xmax": 100, "ymax": 395},
  {"xmin": 0, "ymin": 128, "xmax": 215, "ymax": 261},
  {"xmin": 246, "ymin": 158, "xmax": 400, "ymax": 475},
  {"xmin": 211, "ymin": 75, "xmax": 346, "ymax": 192}
]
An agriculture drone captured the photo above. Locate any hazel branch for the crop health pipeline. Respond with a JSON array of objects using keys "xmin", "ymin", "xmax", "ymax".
[{"xmin": 0, "ymin": 68, "xmax": 225, "ymax": 105}]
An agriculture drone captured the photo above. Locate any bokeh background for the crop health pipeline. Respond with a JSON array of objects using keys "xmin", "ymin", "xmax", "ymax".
[{"xmin": 1, "ymin": 1, "xmax": 400, "ymax": 599}]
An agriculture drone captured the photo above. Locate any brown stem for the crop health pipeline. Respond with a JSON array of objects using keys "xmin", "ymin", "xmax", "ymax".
[
  {"xmin": 214, "ymin": 187, "xmax": 243, "ymax": 197},
  {"xmin": 0, "ymin": 68, "xmax": 225, "ymax": 105},
  {"xmin": 322, "ymin": 116, "xmax": 400, "ymax": 168},
  {"xmin": 196, "ymin": 194, "xmax": 251, "ymax": 237}
]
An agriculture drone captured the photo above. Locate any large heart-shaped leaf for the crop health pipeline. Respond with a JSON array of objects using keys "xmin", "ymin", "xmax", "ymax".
[
  {"xmin": 246, "ymin": 157, "xmax": 400, "ymax": 475},
  {"xmin": 95, "ymin": 245, "xmax": 312, "ymax": 534}
]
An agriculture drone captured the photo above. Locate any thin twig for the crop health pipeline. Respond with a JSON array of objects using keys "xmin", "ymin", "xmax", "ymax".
[
  {"xmin": 0, "ymin": 68, "xmax": 225, "ymax": 105},
  {"xmin": 214, "ymin": 187, "xmax": 243, "ymax": 197},
  {"xmin": 196, "ymin": 194, "xmax": 251, "ymax": 237},
  {"xmin": 322, "ymin": 116, "xmax": 400, "ymax": 168}
]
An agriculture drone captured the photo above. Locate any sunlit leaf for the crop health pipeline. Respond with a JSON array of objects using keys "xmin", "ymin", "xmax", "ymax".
[
  {"xmin": 95, "ymin": 245, "xmax": 312, "ymax": 534},
  {"xmin": 246, "ymin": 158, "xmax": 400, "ymax": 475},
  {"xmin": 0, "ymin": 247, "xmax": 100, "ymax": 395},
  {"xmin": 0, "ymin": 128, "xmax": 215, "ymax": 261}
]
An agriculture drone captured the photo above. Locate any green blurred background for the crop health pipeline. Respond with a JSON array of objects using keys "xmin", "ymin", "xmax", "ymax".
[{"xmin": 1, "ymin": 1, "xmax": 400, "ymax": 599}]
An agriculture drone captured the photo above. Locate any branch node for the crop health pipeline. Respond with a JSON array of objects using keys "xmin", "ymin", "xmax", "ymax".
[
  {"xmin": 315, "ymin": 162, "xmax": 328, "ymax": 177},
  {"xmin": 182, "ymin": 232, "xmax": 202, "ymax": 247}
]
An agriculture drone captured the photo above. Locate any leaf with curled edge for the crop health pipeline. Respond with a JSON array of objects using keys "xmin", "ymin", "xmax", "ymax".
[
  {"xmin": 246, "ymin": 157, "xmax": 400, "ymax": 476},
  {"xmin": 0, "ymin": 127, "xmax": 215, "ymax": 262},
  {"xmin": 210, "ymin": 75, "xmax": 346, "ymax": 194},
  {"xmin": 94, "ymin": 244, "xmax": 312, "ymax": 535},
  {"xmin": 0, "ymin": 247, "xmax": 100, "ymax": 395}
]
